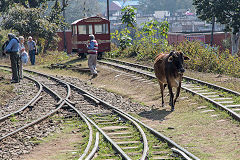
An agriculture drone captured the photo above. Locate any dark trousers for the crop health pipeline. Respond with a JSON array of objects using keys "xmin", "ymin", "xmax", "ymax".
[
  {"xmin": 29, "ymin": 50, "xmax": 35, "ymax": 65},
  {"xmin": 10, "ymin": 53, "xmax": 20, "ymax": 82}
]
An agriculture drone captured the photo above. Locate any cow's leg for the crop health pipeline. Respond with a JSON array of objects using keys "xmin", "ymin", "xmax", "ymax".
[
  {"xmin": 159, "ymin": 81, "xmax": 165, "ymax": 107},
  {"xmin": 174, "ymin": 82, "xmax": 181, "ymax": 105},
  {"xmin": 168, "ymin": 85, "xmax": 175, "ymax": 111}
]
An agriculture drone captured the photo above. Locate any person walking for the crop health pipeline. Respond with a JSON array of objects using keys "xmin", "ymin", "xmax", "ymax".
[
  {"xmin": 4, "ymin": 33, "xmax": 20, "ymax": 83},
  {"xmin": 87, "ymin": 34, "xmax": 98, "ymax": 78},
  {"xmin": 27, "ymin": 36, "xmax": 37, "ymax": 65}
]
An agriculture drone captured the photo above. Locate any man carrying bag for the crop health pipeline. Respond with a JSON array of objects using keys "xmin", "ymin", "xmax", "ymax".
[{"xmin": 4, "ymin": 33, "xmax": 20, "ymax": 83}]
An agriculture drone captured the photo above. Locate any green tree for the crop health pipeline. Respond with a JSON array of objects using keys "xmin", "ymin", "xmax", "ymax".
[
  {"xmin": 2, "ymin": 4, "xmax": 47, "ymax": 38},
  {"xmin": 1, "ymin": 0, "xmax": 68, "ymax": 53},
  {"xmin": 121, "ymin": 6, "xmax": 136, "ymax": 28},
  {"xmin": 0, "ymin": 0, "xmax": 50, "ymax": 12},
  {"xmin": 193, "ymin": 0, "xmax": 240, "ymax": 55},
  {"xmin": 43, "ymin": 0, "xmax": 67, "ymax": 53}
]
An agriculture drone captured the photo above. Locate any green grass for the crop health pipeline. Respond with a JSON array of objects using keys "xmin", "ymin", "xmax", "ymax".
[{"xmin": 10, "ymin": 114, "xmax": 19, "ymax": 122}]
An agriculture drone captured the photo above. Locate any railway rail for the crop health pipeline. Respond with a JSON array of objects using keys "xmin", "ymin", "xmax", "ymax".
[
  {"xmin": 0, "ymin": 67, "xmax": 89, "ymax": 159},
  {"xmin": 0, "ymin": 69, "xmax": 67, "ymax": 159},
  {"xmin": 98, "ymin": 58, "xmax": 240, "ymax": 122},
  {"xmin": 0, "ymin": 65, "xmax": 199, "ymax": 159}
]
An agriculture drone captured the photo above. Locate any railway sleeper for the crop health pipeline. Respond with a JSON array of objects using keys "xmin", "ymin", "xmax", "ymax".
[
  {"xmin": 98, "ymin": 154, "xmax": 120, "ymax": 159},
  {"xmin": 151, "ymin": 156, "xmax": 176, "ymax": 160},
  {"xmin": 95, "ymin": 119, "xmax": 117, "ymax": 123},
  {"xmin": 98, "ymin": 121, "xmax": 121, "ymax": 125},
  {"xmin": 116, "ymin": 141, "xmax": 140, "ymax": 145},
  {"xmin": 110, "ymin": 135, "xmax": 134, "ymax": 140},
  {"xmin": 101, "ymin": 126, "xmax": 129, "ymax": 132},
  {"xmin": 107, "ymin": 131, "xmax": 132, "ymax": 136}
]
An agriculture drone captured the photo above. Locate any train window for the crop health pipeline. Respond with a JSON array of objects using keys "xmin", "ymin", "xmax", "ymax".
[
  {"xmin": 94, "ymin": 24, "xmax": 102, "ymax": 34},
  {"xmin": 72, "ymin": 25, "xmax": 77, "ymax": 35},
  {"xmin": 88, "ymin": 24, "xmax": 93, "ymax": 34},
  {"xmin": 78, "ymin": 25, "xmax": 86, "ymax": 34},
  {"xmin": 105, "ymin": 24, "xmax": 109, "ymax": 34},
  {"xmin": 78, "ymin": 25, "xmax": 93, "ymax": 35},
  {"xmin": 94, "ymin": 24, "xmax": 109, "ymax": 34}
]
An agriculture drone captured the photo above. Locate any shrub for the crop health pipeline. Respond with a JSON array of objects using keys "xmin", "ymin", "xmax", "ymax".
[
  {"xmin": 174, "ymin": 41, "xmax": 240, "ymax": 77},
  {"xmin": 110, "ymin": 19, "xmax": 169, "ymax": 60},
  {"xmin": 109, "ymin": 37, "xmax": 240, "ymax": 78}
]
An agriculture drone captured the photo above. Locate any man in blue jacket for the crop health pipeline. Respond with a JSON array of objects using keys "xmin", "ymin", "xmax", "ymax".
[{"xmin": 4, "ymin": 33, "xmax": 20, "ymax": 83}]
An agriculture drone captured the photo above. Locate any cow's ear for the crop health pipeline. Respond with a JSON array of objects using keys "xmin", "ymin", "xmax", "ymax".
[
  {"xmin": 168, "ymin": 56, "xmax": 173, "ymax": 62},
  {"xmin": 169, "ymin": 51, "xmax": 174, "ymax": 56},
  {"xmin": 184, "ymin": 56, "xmax": 190, "ymax": 60}
]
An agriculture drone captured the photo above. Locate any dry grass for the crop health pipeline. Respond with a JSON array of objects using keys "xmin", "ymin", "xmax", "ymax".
[{"xmin": 184, "ymin": 70, "xmax": 240, "ymax": 93}]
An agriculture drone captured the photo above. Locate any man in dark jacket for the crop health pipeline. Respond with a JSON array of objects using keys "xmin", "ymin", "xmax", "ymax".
[{"xmin": 4, "ymin": 33, "xmax": 20, "ymax": 83}]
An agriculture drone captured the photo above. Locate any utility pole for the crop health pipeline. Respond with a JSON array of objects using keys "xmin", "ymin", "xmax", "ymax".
[
  {"xmin": 63, "ymin": 0, "xmax": 67, "ymax": 53},
  {"xmin": 210, "ymin": 0, "xmax": 215, "ymax": 47},
  {"xmin": 210, "ymin": 16, "xmax": 215, "ymax": 46},
  {"xmin": 107, "ymin": 0, "xmax": 109, "ymax": 20}
]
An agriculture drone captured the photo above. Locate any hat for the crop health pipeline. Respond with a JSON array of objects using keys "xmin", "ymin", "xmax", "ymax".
[
  {"xmin": 8, "ymin": 33, "xmax": 15, "ymax": 40},
  {"xmin": 89, "ymin": 34, "xmax": 95, "ymax": 40}
]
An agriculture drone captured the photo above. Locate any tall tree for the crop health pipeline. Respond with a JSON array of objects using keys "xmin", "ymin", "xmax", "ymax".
[
  {"xmin": 121, "ymin": 6, "xmax": 137, "ymax": 28},
  {"xmin": 43, "ymin": 0, "xmax": 67, "ymax": 52},
  {"xmin": 2, "ymin": 4, "xmax": 47, "ymax": 38},
  {"xmin": 0, "ymin": 0, "xmax": 49, "ymax": 12},
  {"xmin": 193, "ymin": 0, "xmax": 240, "ymax": 55},
  {"xmin": 1, "ymin": 0, "xmax": 68, "ymax": 53}
]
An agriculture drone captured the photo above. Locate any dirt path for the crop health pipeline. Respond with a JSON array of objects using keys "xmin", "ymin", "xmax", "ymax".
[{"xmin": 21, "ymin": 132, "xmax": 82, "ymax": 160}]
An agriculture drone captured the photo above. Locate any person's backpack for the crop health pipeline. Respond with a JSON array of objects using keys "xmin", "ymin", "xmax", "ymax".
[{"xmin": 1, "ymin": 40, "xmax": 9, "ymax": 56}]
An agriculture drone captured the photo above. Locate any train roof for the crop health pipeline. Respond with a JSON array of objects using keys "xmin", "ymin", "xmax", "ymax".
[{"xmin": 71, "ymin": 16, "xmax": 109, "ymax": 25}]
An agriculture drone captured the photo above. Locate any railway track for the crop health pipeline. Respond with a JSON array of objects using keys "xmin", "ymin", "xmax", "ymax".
[
  {"xmin": 98, "ymin": 58, "xmax": 240, "ymax": 122},
  {"xmin": 0, "ymin": 68, "xmax": 74, "ymax": 159},
  {"xmin": 0, "ymin": 76, "xmax": 40, "ymax": 118},
  {"xmin": 58, "ymin": 73, "xmax": 199, "ymax": 160},
  {"xmin": 0, "ymin": 65, "xmax": 199, "ymax": 159},
  {"xmin": 0, "ymin": 68, "xmax": 85, "ymax": 158}
]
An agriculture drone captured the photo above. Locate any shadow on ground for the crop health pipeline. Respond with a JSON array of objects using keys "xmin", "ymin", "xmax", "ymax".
[{"xmin": 138, "ymin": 108, "xmax": 172, "ymax": 121}]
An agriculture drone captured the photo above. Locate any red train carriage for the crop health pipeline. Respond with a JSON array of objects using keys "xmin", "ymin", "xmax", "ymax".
[{"xmin": 71, "ymin": 16, "xmax": 110, "ymax": 59}]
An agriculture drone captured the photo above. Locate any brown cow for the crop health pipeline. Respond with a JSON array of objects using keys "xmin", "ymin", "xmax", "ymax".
[{"xmin": 154, "ymin": 51, "xmax": 189, "ymax": 111}]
